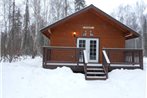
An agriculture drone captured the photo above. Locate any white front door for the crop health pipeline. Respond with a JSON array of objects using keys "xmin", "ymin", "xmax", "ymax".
[{"xmin": 77, "ymin": 38, "xmax": 99, "ymax": 63}]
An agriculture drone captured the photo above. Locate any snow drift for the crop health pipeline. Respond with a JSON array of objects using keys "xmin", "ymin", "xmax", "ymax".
[{"xmin": 1, "ymin": 57, "xmax": 147, "ymax": 98}]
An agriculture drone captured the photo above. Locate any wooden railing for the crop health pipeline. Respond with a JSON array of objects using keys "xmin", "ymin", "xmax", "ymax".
[
  {"xmin": 42, "ymin": 46, "xmax": 85, "ymax": 67},
  {"xmin": 102, "ymin": 50, "xmax": 110, "ymax": 79},
  {"xmin": 103, "ymin": 48, "xmax": 143, "ymax": 69}
]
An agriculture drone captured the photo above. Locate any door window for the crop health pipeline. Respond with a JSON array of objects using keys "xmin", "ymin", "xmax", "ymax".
[
  {"xmin": 77, "ymin": 38, "xmax": 99, "ymax": 63},
  {"xmin": 90, "ymin": 40, "xmax": 97, "ymax": 60}
]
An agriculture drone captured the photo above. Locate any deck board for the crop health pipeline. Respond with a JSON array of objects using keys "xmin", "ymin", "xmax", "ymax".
[
  {"xmin": 46, "ymin": 63, "xmax": 102, "ymax": 66},
  {"xmin": 46, "ymin": 63, "xmax": 139, "ymax": 67},
  {"xmin": 110, "ymin": 64, "xmax": 140, "ymax": 67}
]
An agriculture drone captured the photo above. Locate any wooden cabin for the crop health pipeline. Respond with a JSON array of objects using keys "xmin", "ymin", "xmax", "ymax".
[{"xmin": 40, "ymin": 5, "xmax": 143, "ymax": 80}]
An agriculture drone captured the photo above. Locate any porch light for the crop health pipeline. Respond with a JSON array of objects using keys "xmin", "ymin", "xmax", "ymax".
[{"xmin": 72, "ymin": 32, "xmax": 77, "ymax": 37}]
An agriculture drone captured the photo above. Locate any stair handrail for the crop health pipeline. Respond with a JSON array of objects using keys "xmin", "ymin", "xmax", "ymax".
[
  {"xmin": 102, "ymin": 50, "xmax": 110, "ymax": 64},
  {"xmin": 102, "ymin": 50, "xmax": 110, "ymax": 79},
  {"xmin": 83, "ymin": 50, "xmax": 88, "ymax": 78},
  {"xmin": 83, "ymin": 50, "xmax": 88, "ymax": 64}
]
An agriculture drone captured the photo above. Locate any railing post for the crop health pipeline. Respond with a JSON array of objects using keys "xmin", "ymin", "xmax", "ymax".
[
  {"xmin": 102, "ymin": 49, "xmax": 110, "ymax": 79},
  {"xmin": 106, "ymin": 50, "xmax": 110, "ymax": 62},
  {"xmin": 83, "ymin": 50, "xmax": 88, "ymax": 79},
  {"xmin": 132, "ymin": 51, "xmax": 135, "ymax": 65},
  {"xmin": 48, "ymin": 48, "xmax": 51, "ymax": 62},
  {"xmin": 75, "ymin": 49, "xmax": 77, "ymax": 64},
  {"xmin": 42, "ymin": 47, "xmax": 44, "ymax": 67},
  {"xmin": 139, "ymin": 50, "xmax": 143, "ymax": 70},
  {"xmin": 43, "ymin": 47, "xmax": 46, "ymax": 68},
  {"xmin": 77, "ymin": 49, "xmax": 80, "ymax": 66}
]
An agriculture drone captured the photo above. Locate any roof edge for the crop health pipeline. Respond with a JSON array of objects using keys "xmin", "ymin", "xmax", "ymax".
[
  {"xmin": 40, "ymin": 4, "xmax": 140, "ymax": 39},
  {"xmin": 40, "ymin": 4, "xmax": 95, "ymax": 32}
]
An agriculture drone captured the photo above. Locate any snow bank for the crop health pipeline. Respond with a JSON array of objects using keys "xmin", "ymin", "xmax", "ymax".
[
  {"xmin": 1, "ymin": 57, "xmax": 147, "ymax": 98},
  {"xmin": 144, "ymin": 57, "xmax": 147, "ymax": 71}
]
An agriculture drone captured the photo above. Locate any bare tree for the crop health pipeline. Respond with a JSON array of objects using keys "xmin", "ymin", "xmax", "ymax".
[
  {"xmin": 49, "ymin": 0, "xmax": 74, "ymax": 23},
  {"xmin": 20, "ymin": 0, "xmax": 33, "ymax": 55},
  {"xmin": 0, "ymin": 0, "xmax": 76, "ymax": 61},
  {"xmin": 1, "ymin": 0, "xmax": 12, "ymax": 61},
  {"xmin": 42, "ymin": 0, "xmax": 50, "ymax": 24},
  {"xmin": 4, "ymin": 0, "xmax": 22, "ymax": 62},
  {"xmin": 30, "ymin": 0, "xmax": 43, "ymax": 58},
  {"xmin": 7, "ymin": 0, "xmax": 16, "ymax": 62},
  {"xmin": 111, "ymin": 0, "xmax": 147, "ymax": 54}
]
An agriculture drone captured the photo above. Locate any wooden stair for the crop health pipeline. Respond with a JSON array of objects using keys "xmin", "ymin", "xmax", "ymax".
[{"xmin": 85, "ymin": 66, "xmax": 108, "ymax": 80}]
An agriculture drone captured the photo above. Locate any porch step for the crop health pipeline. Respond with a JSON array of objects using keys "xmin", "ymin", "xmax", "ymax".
[
  {"xmin": 86, "ymin": 67, "xmax": 104, "ymax": 71},
  {"xmin": 85, "ymin": 66, "xmax": 107, "ymax": 80},
  {"xmin": 86, "ymin": 75, "xmax": 107, "ymax": 80},
  {"xmin": 87, "ymin": 72, "xmax": 105, "ymax": 75}
]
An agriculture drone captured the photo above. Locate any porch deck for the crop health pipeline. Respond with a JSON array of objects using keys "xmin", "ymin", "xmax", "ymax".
[
  {"xmin": 44, "ymin": 62, "xmax": 141, "ymax": 70},
  {"xmin": 45, "ymin": 62, "xmax": 140, "ymax": 67},
  {"xmin": 42, "ymin": 46, "xmax": 143, "ymax": 80}
]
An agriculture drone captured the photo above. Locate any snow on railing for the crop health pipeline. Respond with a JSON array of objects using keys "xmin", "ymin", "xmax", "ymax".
[
  {"xmin": 102, "ymin": 50, "xmax": 110, "ymax": 64},
  {"xmin": 83, "ymin": 50, "xmax": 88, "ymax": 64}
]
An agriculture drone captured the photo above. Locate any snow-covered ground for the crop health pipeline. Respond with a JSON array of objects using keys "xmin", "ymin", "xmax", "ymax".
[{"xmin": 1, "ymin": 57, "xmax": 147, "ymax": 98}]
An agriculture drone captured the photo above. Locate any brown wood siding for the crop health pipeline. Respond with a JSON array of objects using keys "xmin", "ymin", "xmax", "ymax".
[
  {"xmin": 50, "ymin": 49, "xmax": 77, "ymax": 62},
  {"xmin": 49, "ymin": 11, "xmax": 125, "ymax": 63}
]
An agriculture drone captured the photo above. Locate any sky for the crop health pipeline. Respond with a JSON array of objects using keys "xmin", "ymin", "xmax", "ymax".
[
  {"xmin": 86, "ymin": 0, "xmax": 147, "ymax": 13},
  {"xmin": 14, "ymin": 0, "xmax": 147, "ymax": 13},
  {"xmin": 1, "ymin": 0, "xmax": 147, "ymax": 25}
]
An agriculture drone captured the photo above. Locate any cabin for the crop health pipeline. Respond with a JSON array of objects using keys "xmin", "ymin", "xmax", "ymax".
[{"xmin": 40, "ymin": 5, "xmax": 143, "ymax": 80}]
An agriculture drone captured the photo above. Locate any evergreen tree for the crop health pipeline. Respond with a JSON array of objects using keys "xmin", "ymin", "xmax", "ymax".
[
  {"xmin": 7, "ymin": 0, "xmax": 22, "ymax": 62},
  {"xmin": 75, "ymin": 0, "xmax": 86, "ymax": 11}
]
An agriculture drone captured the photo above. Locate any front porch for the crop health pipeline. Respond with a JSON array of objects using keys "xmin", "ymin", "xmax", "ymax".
[{"xmin": 42, "ymin": 46, "xmax": 143, "ymax": 80}]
